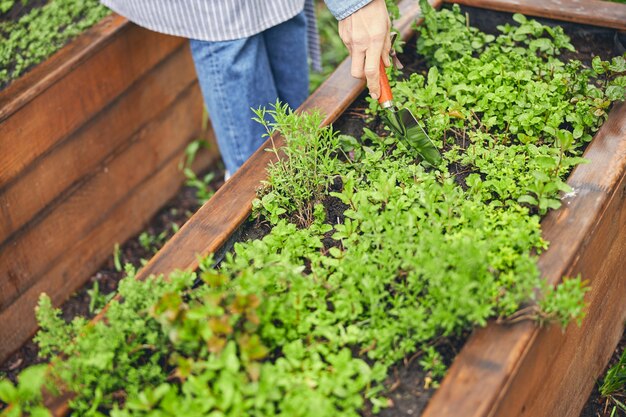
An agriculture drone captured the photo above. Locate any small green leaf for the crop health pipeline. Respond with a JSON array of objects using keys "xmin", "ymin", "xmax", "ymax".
[
  {"xmin": 0, "ymin": 379, "xmax": 17, "ymax": 403},
  {"xmin": 606, "ymin": 85, "xmax": 625, "ymax": 101},
  {"xmin": 30, "ymin": 407, "xmax": 53, "ymax": 417},
  {"xmin": 609, "ymin": 55, "xmax": 626, "ymax": 73},
  {"xmin": 328, "ymin": 247, "xmax": 343, "ymax": 258},
  {"xmin": 512, "ymin": 13, "xmax": 527, "ymax": 24},
  {"xmin": 518, "ymin": 195, "xmax": 538, "ymax": 205},
  {"xmin": 592, "ymin": 56, "xmax": 606, "ymax": 75}
]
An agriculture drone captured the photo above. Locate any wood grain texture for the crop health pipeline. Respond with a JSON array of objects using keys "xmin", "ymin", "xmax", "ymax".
[
  {"xmin": 0, "ymin": 134, "xmax": 214, "ymax": 363},
  {"xmin": 445, "ymin": 0, "xmax": 626, "ymax": 31},
  {"xmin": 0, "ymin": 43, "xmax": 198, "ymax": 245},
  {"xmin": 422, "ymin": 102, "xmax": 626, "ymax": 417},
  {"xmin": 0, "ymin": 84, "xmax": 204, "ymax": 325},
  {"xmin": 0, "ymin": 17, "xmax": 185, "ymax": 187}
]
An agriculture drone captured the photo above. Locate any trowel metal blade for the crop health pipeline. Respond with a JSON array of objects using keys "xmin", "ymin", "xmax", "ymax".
[
  {"xmin": 381, "ymin": 108, "xmax": 406, "ymax": 139},
  {"xmin": 398, "ymin": 108, "xmax": 442, "ymax": 166}
]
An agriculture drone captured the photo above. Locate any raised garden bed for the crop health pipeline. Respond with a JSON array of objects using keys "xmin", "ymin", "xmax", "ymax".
[
  {"xmin": 0, "ymin": 11, "xmax": 219, "ymax": 362},
  {"xmin": 2, "ymin": 0, "xmax": 625, "ymax": 416},
  {"xmin": 0, "ymin": 162, "xmax": 226, "ymax": 383}
]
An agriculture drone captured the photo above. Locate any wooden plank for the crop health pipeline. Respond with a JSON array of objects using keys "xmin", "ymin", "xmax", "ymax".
[
  {"xmin": 494, "ymin": 191, "xmax": 626, "ymax": 417},
  {"xmin": 421, "ymin": 102, "xmax": 626, "ymax": 417},
  {"xmin": 0, "ymin": 84, "xmax": 204, "ymax": 313},
  {"xmin": 0, "ymin": 18, "xmax": 185, "ymax": 187},
  {"xmin": 0, "ymin": 14, "xmax": 127, "ymax": 118},
  {"xmin": 0, "ymin": 135, "xmax": 214, "ymax": 363},
  {"xmin": 128, "ymin": 0, "xmax": 442, "ymax": 284},
  {"xmin": 445, "ymin": 0, "xmax": 626, "ymax": 31},
  {"xmin": 0, "ymin": 43, "xmax": 198, "ymax": 245}
]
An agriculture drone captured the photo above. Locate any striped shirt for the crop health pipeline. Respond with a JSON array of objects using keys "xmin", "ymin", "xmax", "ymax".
[
  {"xmin": 100, "ymin": 1, "xmax": 307, "ymax": 42},
  {"xmin": 100, "ymin": 1, "xmax": 370, "ymax": 71}
]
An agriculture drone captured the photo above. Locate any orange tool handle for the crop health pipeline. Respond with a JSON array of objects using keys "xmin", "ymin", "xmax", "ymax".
[{"xmin": 378, "ymin": 58, "xmax": 393, "ymax": 104}]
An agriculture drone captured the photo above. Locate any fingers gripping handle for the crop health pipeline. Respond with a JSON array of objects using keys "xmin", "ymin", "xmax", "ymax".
[{"xmin": 378, "ymin": 59, "xmax": 393, "ymax": 107}]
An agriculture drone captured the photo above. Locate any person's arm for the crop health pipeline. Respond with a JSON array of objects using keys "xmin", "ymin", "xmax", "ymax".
[{"xmin": 325, "ymin": 0, "xmax": 392, "ymax": 100}]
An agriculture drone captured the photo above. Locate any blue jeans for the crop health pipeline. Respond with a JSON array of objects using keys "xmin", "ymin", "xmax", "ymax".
[{"xmin": 189, "ymin": 11, "xmax": 309, "ymax": 175}]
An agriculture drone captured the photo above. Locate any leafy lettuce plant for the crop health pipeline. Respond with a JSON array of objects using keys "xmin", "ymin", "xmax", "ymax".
[{"xmin": 399, "ymin": 0, "xmax": 626, "ymax": 214}]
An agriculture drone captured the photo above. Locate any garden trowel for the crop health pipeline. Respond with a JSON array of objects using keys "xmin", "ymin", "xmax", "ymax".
[{"xmin": 377, "ymin": 59, "xmax": 442, "ymax": 165}]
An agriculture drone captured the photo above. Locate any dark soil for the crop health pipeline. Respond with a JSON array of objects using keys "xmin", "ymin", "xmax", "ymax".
[
  {"xmin": 580, "ymin": 327, "xmax": 626, "ymax": 417},
  {"xmin": 0, "ymin": 164, "xmax": 226, "ymax": 383},
  {"xmin": 458, "ymin": 6, "xmax": 622, "ymax": 63},
  {"xmin": 362, "ymin": 332, "xmax": 470, "ymax": 417}
]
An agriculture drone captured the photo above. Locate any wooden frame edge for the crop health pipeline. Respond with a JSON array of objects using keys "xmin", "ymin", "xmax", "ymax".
[
  {"xmin": 0, "ymin": 14, "xmax": 134, "ymax": 120},
  {"xmin": 423, "ymin": 102, "xmax": 626, "ymax": 417},
  {"xmin": 444, "ymin": 0, "xmax": 626, "ymax": 31}
]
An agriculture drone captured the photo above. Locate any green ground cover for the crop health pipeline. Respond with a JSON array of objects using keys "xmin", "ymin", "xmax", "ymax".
[{"xmin": 0, "ymin": 0, "xmax": 109, "ymax": 87}]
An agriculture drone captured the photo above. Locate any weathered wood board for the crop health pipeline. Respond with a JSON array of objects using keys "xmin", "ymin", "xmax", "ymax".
[{"xmin": 0, "ymin": 16, "xmax": 218, "ymax": 362}]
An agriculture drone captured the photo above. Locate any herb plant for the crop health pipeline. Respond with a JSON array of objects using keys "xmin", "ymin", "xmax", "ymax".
[
  {"xmin": 252, "ymin": 103, "xmax": 344, "ymax": 227},
  {"xmin": 180, "ymin": 139, "xmax": 217, "ymax": 205}
]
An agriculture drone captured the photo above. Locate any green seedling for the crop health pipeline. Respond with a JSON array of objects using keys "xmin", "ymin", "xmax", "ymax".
[
  {"xmin": 600, "ymin": 342, "xmax": 626, "ymax": 414},
  {"xmin": 180, "ymin": 139, "xmax": 216, "ymax": 205},
  {"xmin": 0, "ymin": 365, "xmax": 50, "ymax": 417},
  {"xmin": 112, "ymin": 243, "xmax": 122, "ymax": 272},
  {"xmin": 138, "ymin": 230, "xmax": 168, "ymax": 254},
  {"xmin": 183, "ymin": 169, "xmax": 215, "ymax": 205},
  {"xmin": 179, "ymin": 139, "xmax": 210, "ymax": 171},
  {"xmin": 87, "ymin": 281, "xmax": 115, "ymax": 314},
  {"xmin": 252, "ymin": 102, "xmax": 343, "ymax": 227}
]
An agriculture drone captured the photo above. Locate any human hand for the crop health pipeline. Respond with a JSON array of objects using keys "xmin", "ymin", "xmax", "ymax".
[{"xmin": 337, "ymin": 0, "xmax": 392, "ymax": 100}]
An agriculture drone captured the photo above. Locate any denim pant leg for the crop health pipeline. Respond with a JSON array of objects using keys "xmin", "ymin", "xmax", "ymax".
[
  {"xmin": 189, "ymin": 37, "xmax": 280, "ymax": 175},
  {"xmin": 263, "ymin": 11, "xmax": 309, "ymax": 109},
  {"xmin": 189, "ymin": 12, "xmax": 309, "ymax": 175}
]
